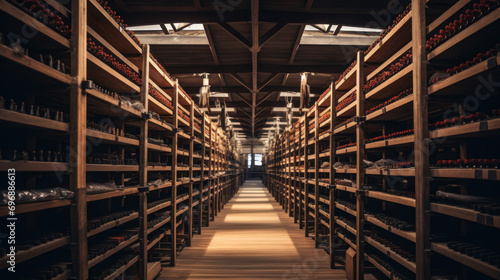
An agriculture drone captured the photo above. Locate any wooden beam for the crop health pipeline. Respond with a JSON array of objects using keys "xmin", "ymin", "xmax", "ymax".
[
  {"xmin": 333, "ymin": 25, "xmax": 342, "ymax": 35},
  {"xmin": 257, "ymin": 73, "xmax": 279, "ymax": 92},
  {"xmin": 166, "ymin": 64, "xmax": 345, "ymax": 74},
  {"xmin": 184, "ymin": 85, "xmax": 325, "ymax": 94},
  {"xmin": 259, "ymin": 22, "xmax": 287, "ymax": 48},
  {"xmin": 125, "ymin": 10, "xmax": 384, "ymax": 26},
  {"xmin": 193, "ymin": 0, "xmax": 201, "ymax": 10},
  {"xmin": 204, "ymin": 24, "xmax": 219, "ymax": 64},
  {"xmin": 233, "ymin": 93, "xmax": 252, "ymax": 107},
  {"xmin": 160, "ymin": 24, "xmax": 170, "ymax": 34},
  {"xmin": 289, "ymin": 25, "xmax": 305, "ymax": 64},
  {"xmin": 254, "ymin": 107, "xmax": 267, "ymax": 118},
  {"xmin": 256, "ymin": 92, "xmax": 275, "ymax": 107},
  {"xmin": 281, "ymin": 73, "xmax": 289, "ymax": 86},
  {"xmin": 218, "ymin": 22, "xmax": 252, "ymax": 49},
  {"xmin": 229, "ymin": 73, "xmax": 253, "ymax": 92}
]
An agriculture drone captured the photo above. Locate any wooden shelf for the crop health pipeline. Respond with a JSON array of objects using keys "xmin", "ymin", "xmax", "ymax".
[
  {"xmin": 428, "ymin": 55, "xmax": 500, "ymax": 96},
  {"xmin": 148, "ymin": 143, "xmax": 172, "ymax": 153},
  {"xmin": 337, "ymin": 231, "xmax": 356, "ymax": 250},
  {"xmin": 365, "ymin": 215, "xmax": 416, "ymax": 242},
  {"xmin": 87, "ymin": 187, "xmax": 140, "ymax": 202},
  {"xmin": 88, "ymin": 212, "xmax": 139, "ymax": 237},
  {"xmin": 366, "ymin": 135, "xmax": 414, "ymax": 150},
  {"xmin": 431, "ymin": 168, "xmax": 500, "ymax": 181},
  {"xmin": 87, "ymin": 164, "xmax": 139, "ymax": 172},
  {"xmin": 176, "ymin": 207, "xmax": 189, "ymax": 217},
  {"xmin": 88, "ymin": 235, "xmax": 139, "ymax": 268},
  {"xmin": 0, "ymin": 199, "xmax": 71, "ymax": 216},
  {"xmin": 87, "ymin": 0, "xmax": 142, "ymax": 55},
  {"xmin": 87, "ymin": 53, "xmax": 141, "ymax": 94},
  {"xmin": 147, "ymin": 217, "xmax": 172, "ymax": 235},
  {"xmin": 365, "ymin": 190, "xmax": 416, "ymax": 207},
  {"xmin": 147, "ymin": 231, "xmax": 168, "ymax": 251},
  {"xmin": 336, "ymin": 65, "xmax": 356, "ymax": 91},
  {"xmin": 0, "ymin": 0, "xmax": 70, "ymax": 48},
  {"xmin": 364, "ymin": 11, "xmax": 412, "ymax": 64},
  {"xmin": 0, "ymin": 160, "xmax": 67, "ymax": 172},
  {"xmin": 431, "ymin": 242, "xmax": 500, "ymax": 279},
  {"xmin": 87, "ymin": 129, "xmax": 140, "ymax": 146},
  {"xmin": 431, "ymin": 203, "xmax": 500, "ymax": 228},
  {"xmin": 366, "ymin": 255, "xmax": 404, "ymax": 280},
  {"xmin": 430, "ymin": 117, "xmax": 500, "ymax": 139},
  {"xmin": 427, "ymin": 8, "xmax": 500, "ymax": 61},
  {"xmin": 334, "ymin": 218, "xmax": 356, "ymax": 235},
  {"xmin": 335, "ymin": 185, "xmax": 357, "ymax": 193},
  {"xmin": 365, "ymin": 64, "xmax": 413, "ymax": 101},
  {"xmin": 335, "ymin": 202, "xmax": 356, "ymax": 217},
  {"xmin": 365, "ymin": 94, "xmax": 414, "ymax": 122},
  {"xmin": 0, "ymin": 108, "xmax": 69, "ymax": 132},
  {"xmin": 365, "ymin": 236, "xmax": 416, "ymax": 273},
  {"xmin": 0, "ymin": 236, "xmax": 70, "ymax": 270},
  {"xmin": 103, "ymin": 256, "xmax": 139, "ymax": 280},
  {"xmin": 86, "ymin": 89, "xmax": 143, "ymax": 118},
  {"xmin": 0, "ymin": 43, "xmax": 72, "ymax": 84},
  {"xmin": 148, "ymin": 96, "xmax": 173, "ymax": 117},
  {"xmin": 365, "ymin": 168, "xmax": 415, "ymax": 177}
]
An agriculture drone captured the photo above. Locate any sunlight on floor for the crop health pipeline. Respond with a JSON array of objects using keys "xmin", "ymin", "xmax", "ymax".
[
  {"xmin": 206, "ymin": 229, "xmax": 298, "ymax": 256},
  {"xmin": 230, "ymin": 203, "xmax": 274, "ymax": 210},
  {"xmin": 224, "ymin": 212, "xmax": 280, "ymax": 223}
]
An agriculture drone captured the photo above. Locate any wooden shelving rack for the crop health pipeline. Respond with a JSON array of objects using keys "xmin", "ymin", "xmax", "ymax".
[
  {"xmin": 265, "ymin": 1, "xmax": 500, "ymax": 279},
  {"xmin": 0, "ymin": 1, "xmax": 245, "ymax": 279}
]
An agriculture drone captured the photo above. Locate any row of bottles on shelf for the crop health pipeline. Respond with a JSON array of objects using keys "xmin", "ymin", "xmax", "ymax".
[
  {"xmin": 7, "ymin": 0, "xmax": 71, "ymax": 37},
  {"xmin": 364, "ymin": 50, "xmax": 412, "ymax": 93},
  {"xmin": 94, "ymin": 0, "xmax": 141, "ymax": 46},
  {"xmin": 0, "ymin": 32, "xmax": 68, "ymax": 73},
  {"xmin": 88, "ymin": 230, "xmax": 136, "ymax": 261},
  {"xmin": 87, "ymin": 120, "xmax": 138, "ymax": 139},
  {"xmin": 426, "ymin": 0, "xmax": 499, "ymax": 52},
  {"xmin": 431, "ymin": 184, "xmax": 500, "ymax": 215},
  {"xmin": 431, "ymin": 43, "xmax": 500, "ymax": 84},
  {"xmin": 86, "ymin": 152, "xmax": 138, "ymax": 165},
  {"xmin": 0, "ymin": 149, "xmax": 67, "ymax": 162},
  {"xmin": 0, "ymin": 96, "xmax": 68, "ymax": 122},
  {"xmin": 87, "ymin": 37, "xmax": 141, "ymax": 86}
]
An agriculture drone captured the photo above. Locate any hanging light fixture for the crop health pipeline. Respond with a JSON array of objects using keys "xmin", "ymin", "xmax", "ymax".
[
  {"xmin": 198, "ymin": 73, "xmax": 211, "ymax": 108},
  {"xmin": 275, "ymin": 117, "xmax": 281, "ymax": 136}
]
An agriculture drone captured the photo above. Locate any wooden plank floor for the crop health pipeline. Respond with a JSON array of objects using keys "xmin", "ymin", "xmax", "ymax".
[{"xmin": 159, "ymin": 180, "xmax": 347, "ymax": 280}]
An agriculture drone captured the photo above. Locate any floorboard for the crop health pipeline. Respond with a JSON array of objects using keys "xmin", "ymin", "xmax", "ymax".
[{"xmin": 158, "ymin": 180, "xmax": 347, "ymax": 280}]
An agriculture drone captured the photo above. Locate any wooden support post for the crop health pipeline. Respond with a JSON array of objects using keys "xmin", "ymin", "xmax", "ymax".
[
  {"xmin": 188, "ymin": 101, "xmax": 194, "ymax": 245},
  {"xmin": 200, "ymin": 113, "xmax": 207, "ymax": 233},
  {"xmin": 329, "ymin": 83, "xmax": 337, "ymax": 269},
  {"xmin": 170, "ymin": 80, "xmax": 179, "ymax": 266},
  {"xmin": 211, "ymin": 124, "xmax": 216, "ymax": 220},
  {"xmin": 139, "ymin": 44, "xmax": 151, "ymax": 280},
  {"xmin": 298, "ymin": 119, "xmax": 304, "ymax": 229},
  {"xmin": 412, "ymin": 0, "xmax": 430, "ymax": 279},
  {"xmin": 355, "ymin": 52, "xmax": 365, "ymax": 280},
  {"xmin": 293, "ymin": 126, "xmax": 299, "ymax": 224},
  {"xmin": 70, "ymin": 0, "xmax": 87, "ymax": 278},
  {"xmin": 207, "ymin": 118, "xmax": 212, "ymax": 224},
  {"xmin": 314, "ymin": 102, "xmax": 320, "ymax": 248},
  {"xmin": 288, "ymin": 132, "xmax": 293, "ymax": 217},
  {"xmin": 304, "ymin": 115, "xmax": 309, "ymax": 237}
]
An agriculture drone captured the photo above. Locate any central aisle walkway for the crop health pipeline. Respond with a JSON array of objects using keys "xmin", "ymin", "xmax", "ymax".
[{"xmin": 160, "ymin": 180, "xmax": 346, "ymax": 280}]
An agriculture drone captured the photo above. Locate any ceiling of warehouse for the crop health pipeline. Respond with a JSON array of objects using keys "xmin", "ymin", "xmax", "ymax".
[{"xmin": 114, "ymin": 0, "xmax": 428, "ymax": 143}]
